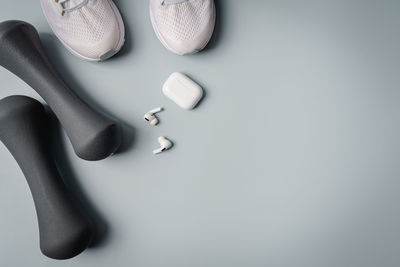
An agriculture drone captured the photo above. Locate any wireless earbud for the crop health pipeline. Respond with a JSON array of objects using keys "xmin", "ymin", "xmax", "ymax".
[
  {"xmin": 153, "ymin": 136, "xmax": 173, "ymax": 154},
  {"xmin": 144, "ymin": 107, "xmax": 163, "ymax": 126}
]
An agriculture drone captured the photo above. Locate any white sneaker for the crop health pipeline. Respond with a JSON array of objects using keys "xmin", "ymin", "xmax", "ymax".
[
  {"xmin": 149, "ymin": 0, "xmax": 216, "ymax": 55},
  {"xmin": 40, "ymin": 0, "xmax": 125, "ymax": 61}
]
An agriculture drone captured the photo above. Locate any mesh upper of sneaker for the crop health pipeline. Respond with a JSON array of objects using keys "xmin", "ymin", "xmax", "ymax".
[
  {"xmin": 41, "ymin": 0, "xmax": 120, "ymax": 59},
  {"xmin": 151, "ymin": 0, "xmax": 213, "ymax": 42}
]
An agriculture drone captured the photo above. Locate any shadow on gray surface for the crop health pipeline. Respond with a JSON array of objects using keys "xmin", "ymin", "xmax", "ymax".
[
  {"xmin": 107, "ymin": 0, "xmax": 134, "ymax": 60},
  {"xmin": 115, "ymin": 120, "xmax": 137, "ymax": 154},
  {"xmin": 46, "ymin": 108, "xmax": 109, "ymax": 249},
  {"xmin": 202, "ymin": 0, "xmax": 225, "ymax": 53},
  {"xmin": 39, "ymin": 33, "xmax": 136, "ymax": 154}
]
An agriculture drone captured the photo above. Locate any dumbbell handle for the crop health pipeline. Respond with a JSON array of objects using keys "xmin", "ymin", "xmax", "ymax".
[
  {"xmin": 0, "ymin": 96, "xmax": 93, "ymax": 259},
  {"xmin": 0, "ymin": 20, "xmax": 122, "ymax": 161}
]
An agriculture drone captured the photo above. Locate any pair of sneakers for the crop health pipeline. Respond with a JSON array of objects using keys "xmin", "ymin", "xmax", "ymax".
[{"xmin": 40, "ymin": 0, "xmax": 216, "ymax": 61}]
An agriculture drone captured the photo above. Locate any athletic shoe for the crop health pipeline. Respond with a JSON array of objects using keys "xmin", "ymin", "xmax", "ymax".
[
  {"xmin": 149, "ymin": 0, "xmax": 216, "ymax": 55},
  {"xmin": 40, "ymin": 0, "xmax": 125, "ymax": 61}
]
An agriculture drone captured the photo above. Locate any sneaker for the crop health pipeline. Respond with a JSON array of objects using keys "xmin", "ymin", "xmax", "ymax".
[
  {"xmin": 149, "ymin": 0, "xmax": 216, "ymax": 55},
  {"xmin": 40, "ymin": 0, "xmax": 125, "ymax": 61}
]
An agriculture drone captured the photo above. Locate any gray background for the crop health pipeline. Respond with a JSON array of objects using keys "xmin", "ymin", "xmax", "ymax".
[{"xmin": 1, "ymin": 0, "xmax": 400, "ymax": 266}]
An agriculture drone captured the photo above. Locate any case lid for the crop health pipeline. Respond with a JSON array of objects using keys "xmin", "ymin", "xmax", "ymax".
[{"xmin": 162, "ymin": 72, "xmax": 203, "ymax": 110}]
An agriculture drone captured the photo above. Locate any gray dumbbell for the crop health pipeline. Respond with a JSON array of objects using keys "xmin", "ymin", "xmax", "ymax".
[
  {"xmin": 0, "ymin": 95, "xmax": 93, "ymax": 259},
  {"xmin": 0, "ymin": 20, "xmax": 122, "ymax": 161}
]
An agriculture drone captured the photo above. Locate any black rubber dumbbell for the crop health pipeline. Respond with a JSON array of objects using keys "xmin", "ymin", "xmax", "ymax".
[
  {"xmin": 0, "ymin": 95, "xmax": 93, "ymax": 259},
  {"xmin": 0, "ymin": 20, "xmax": 122, "ymax": 161}
]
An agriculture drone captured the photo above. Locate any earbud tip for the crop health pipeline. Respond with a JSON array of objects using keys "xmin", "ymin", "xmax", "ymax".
[{"xmin": 151, "ymin": 119, "xmax": 158, "ymax": 126}]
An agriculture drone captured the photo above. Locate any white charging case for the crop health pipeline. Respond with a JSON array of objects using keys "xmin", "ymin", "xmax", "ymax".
[{"xmin": 162, "ymin": 72, "xmax": 203, "ymax": 110}]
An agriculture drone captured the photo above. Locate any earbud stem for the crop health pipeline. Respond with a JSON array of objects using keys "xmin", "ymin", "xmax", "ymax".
[
  {"xmin": 153, "ymin": 148, "xmax": 163, "ymax": 154},
  {"xmin": 148, "ymin": 107, "xmax": 163, "ymax": 115}
]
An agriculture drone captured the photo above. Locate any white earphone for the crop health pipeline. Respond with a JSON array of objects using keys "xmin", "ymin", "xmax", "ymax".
[
  {"xmin": 144, "ymin": 107, "xmax": 163, "ymax": 126},
  {"xmin": 153, "ymin": 136, "xmax": 173, "ymax": 154}
]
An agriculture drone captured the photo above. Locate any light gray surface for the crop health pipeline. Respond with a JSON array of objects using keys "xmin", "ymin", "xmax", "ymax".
[{"xmin": 1, "ymin": 0, "xmax": 400, "ymax": 266}]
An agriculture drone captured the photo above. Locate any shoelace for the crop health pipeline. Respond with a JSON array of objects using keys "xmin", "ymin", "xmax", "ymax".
[
  {"xmin": 161, "ymin": 0, "xmax": 187, "ymax": 5},
  {"xmin": 55, "ymin": 0, "xmax": 88, "ymax": 15}
]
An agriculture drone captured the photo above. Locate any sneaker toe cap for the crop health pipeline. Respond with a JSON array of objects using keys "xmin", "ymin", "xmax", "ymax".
[{"xmin": 67, "ymin": 25, "xmax": 121, "ymax": 60}]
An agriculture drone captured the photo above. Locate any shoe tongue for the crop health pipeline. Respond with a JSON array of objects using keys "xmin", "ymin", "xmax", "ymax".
[{"xmin": 164, "ymin": 0, "xmax": 187, "ymax": 4}]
